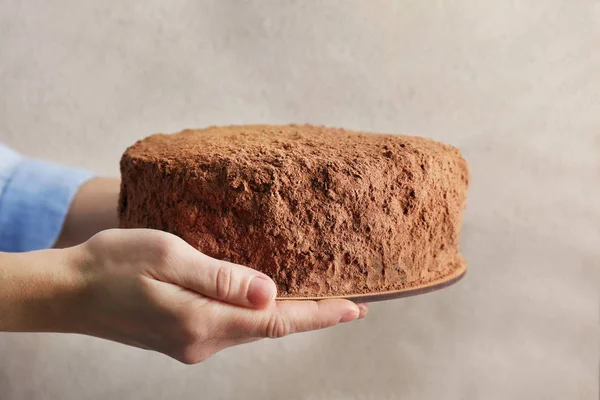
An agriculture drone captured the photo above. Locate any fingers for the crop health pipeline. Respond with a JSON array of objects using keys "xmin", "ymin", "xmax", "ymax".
[
  {"xmin": 221, "ymin": 302, "xmax": 368, "ymax": 351},
  {"xmin": 162, "ymin": 250, "xmax": 277, "ymax": 309},
  {"xmin": 229, "ymin": 299, "xmax": 362, "ymax": 339},
  {"xmin": 149, "ymin": 286, "xmax": 367, "ymax": 364}
]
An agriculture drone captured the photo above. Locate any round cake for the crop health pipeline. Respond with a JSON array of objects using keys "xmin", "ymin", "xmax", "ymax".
[{"xmin": 119, "ymin": 125, "xmax": 470, "ymax": 299}]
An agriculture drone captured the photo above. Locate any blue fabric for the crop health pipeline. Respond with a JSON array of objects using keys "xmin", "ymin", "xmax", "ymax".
[{"xmin": 0, "ymin": 144, "xmax": 94, "ymax": 252}]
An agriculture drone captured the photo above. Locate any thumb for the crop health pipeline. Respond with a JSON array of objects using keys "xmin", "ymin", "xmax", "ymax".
[{"xmin": 165, "ymin": 251, "xmax": 277, "ymax": 309}]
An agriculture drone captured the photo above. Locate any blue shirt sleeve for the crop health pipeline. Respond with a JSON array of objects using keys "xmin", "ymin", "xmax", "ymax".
[{"xmin": 0, "ymin": 144, "xmax": 95, "ymax": 252}]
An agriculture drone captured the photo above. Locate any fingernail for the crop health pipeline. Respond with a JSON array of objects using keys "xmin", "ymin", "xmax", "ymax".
[
  {"xmin": 357, "ymin": 303, "xmax": 369, "ymax": 319},
  {"xmin": 339, "ymin": 306, "xmax": 360, "ymax": 323},
  {"xmin": 247, "ymin": 276, "xmax": 276, "ymax": 306}
]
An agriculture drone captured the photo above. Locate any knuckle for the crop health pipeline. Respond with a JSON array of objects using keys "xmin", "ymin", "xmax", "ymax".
[
  {"xmin": 215, "ymin": 264, "xmax": 234, "ymax": 300},
  {"xmin": 265, "ymin": 313, "xmax": 291, "ymax": 339},
  {"xmin": 152, "ymin": 235, "xmax": 174, "ymax": 262},
  {"xmin": 177, "ymin": 347, "xmax": 211, "ymax": 365},
  {"xmin": 93, "ymin": 228, "xmax": 116, "ymax": 242},
  {"xmin": 173, "ymin": 327, "xmax": 213, "ymax": 364},
  {"xmin": 85, "ymin": 229, "xmax": 116, "ymax": 253}
]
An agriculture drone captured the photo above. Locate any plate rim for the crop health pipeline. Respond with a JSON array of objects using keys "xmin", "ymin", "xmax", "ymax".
[{"xmin": 276, "ymin": 264, "xmax": 467, "ymax": 303}]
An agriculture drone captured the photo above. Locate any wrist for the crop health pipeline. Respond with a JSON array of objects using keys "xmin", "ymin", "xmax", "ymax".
[
  {"xmin": 0, "ymin": 246, "xmax": 86, "ymax": 333},
  {"xmin": 54, "ymin": 177, "xmax": 121, "ymax": 248}
]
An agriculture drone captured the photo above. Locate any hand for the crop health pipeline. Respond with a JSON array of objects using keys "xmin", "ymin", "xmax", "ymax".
[{"xmin": 60, "ymin": 229, "xmax": 367, "ymax": 364}]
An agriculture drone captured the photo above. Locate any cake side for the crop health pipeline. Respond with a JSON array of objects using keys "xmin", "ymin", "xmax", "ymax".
[{"xmin": 119, "ymin": 125, "xmax": 469, "ymax": 297}]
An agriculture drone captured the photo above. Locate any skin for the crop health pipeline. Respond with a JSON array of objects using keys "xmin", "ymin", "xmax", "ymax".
[{"xmin": 0, "ymin": 178, "xmax": 368, "ymax": 364}]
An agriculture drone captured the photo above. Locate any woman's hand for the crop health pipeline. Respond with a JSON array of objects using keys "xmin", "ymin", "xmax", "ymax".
[
  {"xmin": 2, "ymin": 177, "xmax": 368, "ymax": 363},
  {"xmin": 3, "ymin": 228, "xmax": 366, "ymax": 364}
]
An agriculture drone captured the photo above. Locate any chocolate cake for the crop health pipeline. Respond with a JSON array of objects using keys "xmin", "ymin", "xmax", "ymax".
[{"xmin": 119, "ymin": 125, "xmax": 469, "ymax": 298}]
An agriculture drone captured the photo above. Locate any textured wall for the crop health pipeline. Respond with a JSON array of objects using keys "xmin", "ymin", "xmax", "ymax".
[{"xmin": 1, "ymin": 1, "xmax": 598, "ymax": 399}]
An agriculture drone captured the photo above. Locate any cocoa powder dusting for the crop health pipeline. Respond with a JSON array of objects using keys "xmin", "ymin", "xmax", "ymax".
[{"xmin": 119, "ymin": 124, "xmax": 470, "ymax": 297}]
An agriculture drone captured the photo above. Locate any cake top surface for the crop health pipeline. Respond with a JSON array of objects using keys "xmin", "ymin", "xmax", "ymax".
[{"xmin": 125, "ymin": 124, "xmax": 462, "ymax": 167}]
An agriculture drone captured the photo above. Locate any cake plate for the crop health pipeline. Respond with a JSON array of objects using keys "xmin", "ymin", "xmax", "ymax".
[{"xmin": 279, "ymin": 263, "xmax": 466, "ymax": 303}]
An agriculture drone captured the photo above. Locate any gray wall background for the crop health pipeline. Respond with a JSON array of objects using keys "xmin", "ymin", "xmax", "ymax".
[{"xmin": 1, "ymin": 1, "xmax": 598, "ymax": 399}]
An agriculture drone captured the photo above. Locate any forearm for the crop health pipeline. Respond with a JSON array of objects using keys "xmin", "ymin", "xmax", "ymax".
[
  {"xmin": 0, "ymin": 249, "xmax": 81, "ymax": 332},
  {"xmin": 54, "ymin": 178, "xmax": 121, "ymax": 248}
]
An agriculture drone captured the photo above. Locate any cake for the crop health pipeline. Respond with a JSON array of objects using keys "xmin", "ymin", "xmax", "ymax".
[{"xmin": 119, "ymin": 125, "xmax": 470, "ymax": 298}]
